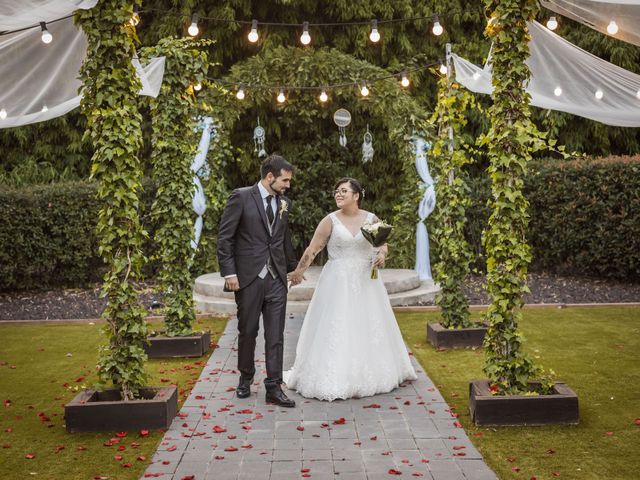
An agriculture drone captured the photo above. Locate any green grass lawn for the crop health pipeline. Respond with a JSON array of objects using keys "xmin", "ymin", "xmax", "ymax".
[
  {"xmin": 0, "ymin": 316, "xmax": 228, "ymax": 480},
  {"xmin": 397, "ymin": 307, "xmax": 640, "ymax": 480}
]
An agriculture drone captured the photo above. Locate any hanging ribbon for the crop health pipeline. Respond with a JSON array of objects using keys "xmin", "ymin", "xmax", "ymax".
[
  {"xmin": 413, "ymin": 137, "xmax": 436, "ymax": 281},
  {"xmin": 191, "ymin": 117, "xmax": 215, "ymax": 251}
]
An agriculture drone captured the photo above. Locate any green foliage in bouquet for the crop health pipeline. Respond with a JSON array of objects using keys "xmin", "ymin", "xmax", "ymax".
[
  {"xmin": 479, "ymin": 0, "xmax": 553, "ymax": 395},
  {"xmin": 76, "ymin": 0, "xmax": 148, "ymax": 400},
  {"xmin": 429, "ymin": 75, "xmax": 478, "ymax": 329},
  {"xmin": 142, "ymin": 37, "xmax": 214, "ymax": 337}
]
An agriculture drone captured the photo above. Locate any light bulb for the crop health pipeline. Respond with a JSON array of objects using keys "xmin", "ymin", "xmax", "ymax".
[
  {"xmin": 41, "ymin": 105, "xmax": 48, "ymax": 112},
  {"xmin": 194, "ymin": 82, "xmax": 202, "ymax": 91},
  {"xmin": 432, "ymin": 16, "xmax": 444, "ymax": 36},
  {"xmin": 277, "ymin": 89, "xmax": 286, "ymax": 103},
  {"xmin": 595, "ymin": 89, "xmax": 604, "ymax": 100},
  {"xmin": 300, "ymin": 21, "xmax": 311, "ymax": 45},
  {"xmin": 130, "ymin": 6, "xmax": 140, "ymax": 27},
  {"xmin": 546, "ymin": 16, "xmax": 558, "ymax": 31},
  {"xmin": 554, "ymin": 86, "xmax": 562, "ymax": 96},
  {"xmin": 248, "ymin": 19, "xmax": 259, "ymax": 43},
  {"xmin": 607, "ymin": 20, "xmax": 618, "ymax": 35},
  {"xmin": 369, "ymin": 19, "xmax": 380, "ymax": 43},
  {"xmin": 400, "ymin": 73, "xmax": 410, "ymax": 88},
  {"xmin": 0, "ymin": 109, "xmax": 6, "ymax": 120},
  {"xmin": 439, "ymin": 64, "xmax": 448, "ymax": 75},
  {"xmin": 188, "ymin": 13, "xmax": 199, "ymax": 37},
  {"xmin": 360, "ymin": 81, "xmax": 369, "ymax": 97},
  {"xmin": 40, "ymin": 22, "xmax": 52, "ymax": 44},
  {"xmin": 319, "ymin": 89, "xmax": 328, "ymax": 102},
  {"xmin": 472, "ymin": 72, "xmax": 481, "ymax": 81},
  {"xmin": 236, "ymin": 86, "xmax": 245, "ymax": 100}
]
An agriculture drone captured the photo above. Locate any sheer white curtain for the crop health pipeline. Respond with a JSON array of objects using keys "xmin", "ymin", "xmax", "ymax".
[
  {"xmin": 191, "ymin": 118, "xmax": 215, "ymax": 251},
  {"xmin": 452, "ymin": 21, "xmax": 640, "ymax": 127},
  {"xmin": 414, "ymin": 138, "xmax": 436, "ymax": 281},
  {"xmin": 0, "ymin": 2, "xmax": 165, "ymax": 129},
  {"xmin": 541, "ymin": 0, "xmax": 640, "ymax": 47}
]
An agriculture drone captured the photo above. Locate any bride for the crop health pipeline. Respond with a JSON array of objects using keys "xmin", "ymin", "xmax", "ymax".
[{"xmin": 284, "ymin": 177, "xmax": 417, "ymax": 401}]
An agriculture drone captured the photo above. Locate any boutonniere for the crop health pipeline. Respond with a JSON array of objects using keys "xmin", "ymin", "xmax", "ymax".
[{"xmin": 279, "ymin": 199, "xmax": 288, "ymax": 219}]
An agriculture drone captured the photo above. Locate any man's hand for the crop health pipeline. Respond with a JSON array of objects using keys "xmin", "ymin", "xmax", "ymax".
[
  {"xmin": 225, "ymin": 276, "xmax": 240, "ymax": 292},
  {"xmin": 287, "ymin": 270, "xmax": 305, "ymax": 286}
]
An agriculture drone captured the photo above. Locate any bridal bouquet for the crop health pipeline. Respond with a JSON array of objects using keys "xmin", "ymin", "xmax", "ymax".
[{"xmin": 361, "ymin": 220, "xmax": 393, "ymax": 279}]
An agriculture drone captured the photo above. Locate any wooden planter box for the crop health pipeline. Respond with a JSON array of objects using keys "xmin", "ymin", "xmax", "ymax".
[
  {"xmin": 469, "ymin": 379, "xmax": 580, "ymax": 426},
  {"xmin": 144, "ymin": 331, "xmax": 211, "ymax": 358},
  {"xmin": 427, "ymin": 322, "xmax": 488, "ymax": 349},
  {"xmin": 65, "ymin": 387, "xmax": 177, "ymax": 432}
]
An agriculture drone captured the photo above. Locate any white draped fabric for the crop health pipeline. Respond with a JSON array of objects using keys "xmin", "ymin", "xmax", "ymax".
[
  {"xmin": 452, "ymin": 21, "xmax": 640, "ymax": 127},
  {"xmin": 541, "ymin": 0, "xmax": 640, "ymax": 47},
  {"xmin": 0, "ymin": 4, "xmax": 165, "ymax": 129},
  {"xmin": 413, "ymin": 138, "xmax": 436, "ymax": 281},
  {"xmin": 190, "ymin": 118, "xmax": 214, "ymax": 251},
  {"xmin": 0, "ymin": 0, "xmax": 97, "ymax": 30}
]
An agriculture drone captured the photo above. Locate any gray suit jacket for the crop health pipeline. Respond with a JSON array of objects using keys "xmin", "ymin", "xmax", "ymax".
[{"xmin": 217, "ymin": 184, "xmax": 297, "ymax": 289}]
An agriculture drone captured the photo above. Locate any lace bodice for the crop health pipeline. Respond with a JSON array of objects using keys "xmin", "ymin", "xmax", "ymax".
[{"xmin": 327, "ymin": 212, "xmax": 374, "ymax": 262}]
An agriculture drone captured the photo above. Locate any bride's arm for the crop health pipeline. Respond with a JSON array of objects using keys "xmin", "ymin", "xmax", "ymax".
[{"xmin": 287, "ymin": 216, "xmax": 332, "ymax": 284}]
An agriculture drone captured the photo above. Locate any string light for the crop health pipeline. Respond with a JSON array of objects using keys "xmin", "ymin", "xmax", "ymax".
[
  {"xmin": 130, "ymin": 6, "xmax": 140, "ymax": 26},
  {"xmin": 360, "ymin": 81, "xmax": 369, "ymax": 96},
  {"xmin": 432, "ymin": 15, "xmax": 444, "ymax": 36},
  {"xmin": 248, "ymin": 19, "xmax": 259, "ymax": 43},
  {"xmin": 40, "ymin": 22, "xmax": 52, "ymax": 44},
  {"xmin": 595, "ymin": 88, "xmax": 603, "ymax": 100},
  {"xmin": 472, "ymin": 71, "xmax": 481, "ymax": 80},
  {"xmin": 546, "ymin": 16, "xmax": 558, "ymax": 31},
  {"xmin": 554, "ymin": 86, "xmax": 562, "ymax": 96},
  {"xmin": 300, "ymin": 21, "xmax": 311, "ymax": 45},
  {"xmin": 194, "ymin": 82, "xmax": 202, "ymax": 91},
  {"xmin": 439, "ymin": 63, "xmax": 447, "ymax": 75},
  {"xmin": 236, "ymin": 85, "xmax": 245, "ymax": 100},
  {"xmin": 0, "ymin": 108, "xmax": 6, "ymax": 120},
  {"xmin": 606, "ymin": 20, "xmax": 618, "ymax": 35},
  {"xmin": 400, "ymin": 72, "xmax": 410, "ymax": 87},
  {"xmin": 188, "ymin": 13, "xmax": 199, "ymax": 37},
  {"xmin": 319, "ymin": 89, "xmax": 328, "ymax": 102},
  {"xmin": 277, "ymin": 89, "xmax": 286, "ymax": 103},
  {"xmin": 369, "ymin": 19, "xmax": 380, "ymax": 43}
]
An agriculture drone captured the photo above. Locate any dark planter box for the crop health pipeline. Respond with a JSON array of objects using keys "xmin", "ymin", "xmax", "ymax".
[
  {"xmin": 427, "ymin": 322, "xmax": 487, "ymax": 349},
  {"xmin": 65, "ymin": 387, "xmax": 177, "ymax": 432},
  {"xmin": 469, "ymin": 379, "xmax": 580, "ymax": 426},
  {"xmin": 144, "ymin": 331, "xmax": 211, "ymax": 358}
]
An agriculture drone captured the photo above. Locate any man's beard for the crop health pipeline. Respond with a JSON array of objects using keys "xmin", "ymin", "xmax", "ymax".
[{"xmin": 269, "ymin": 180, "xmax": 287, "ymax": 195}]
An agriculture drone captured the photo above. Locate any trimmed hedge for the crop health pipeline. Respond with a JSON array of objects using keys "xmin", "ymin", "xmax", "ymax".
[
  {"xmin": 1, "ymin": 155, "xmax": 638, "ymax": 291},
  {"xmin": 465, "ymin": 155, "xmax": 640, "ymax": 279}
]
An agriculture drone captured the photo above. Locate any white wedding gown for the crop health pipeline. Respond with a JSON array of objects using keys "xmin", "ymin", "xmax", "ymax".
[{"xmin": 283, "ymin": 212, "xmax": 417, "ymax": 401}]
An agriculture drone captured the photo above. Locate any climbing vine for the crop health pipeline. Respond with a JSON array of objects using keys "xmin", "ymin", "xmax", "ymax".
[
  {"xmin": 142, "ymin": 37, "xmax": 213, "ymax": 336},
  {"xmin": 429, "ymin": 74, "xmax": 478, "ymax": 329},
  {"xmin": 76, "ymin": 1, "xmax": 148, "ymax": 400},
  {"xmin": 479, "ymin": 0, "xmax": 552, "ymax": 394}
]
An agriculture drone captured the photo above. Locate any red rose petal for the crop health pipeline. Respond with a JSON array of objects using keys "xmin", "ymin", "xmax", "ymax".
[
  {"xmin": 333, "ymin": 418, "xmax": 346, "ymax": 425},
  {"xmin": 388, "ymin": 469, "xmax": 402, "ymax": 475},
  {"xmin": 224, "ymin": 446, "xmax": 238, "ymax": 452},
  {"xmin": 25, "ymin": 453, "xmax": 35, "ymax": 459},
  {"xmin": 166, "ymin": 445, "xmax": 177, "ymax": 452},
  {"xmin": 297, "ymin": 426, "xmax": 305, "ymax": 431},
  {"xmin": 140, "ymin": 429, "xmax": 149, "ymax": 437}
]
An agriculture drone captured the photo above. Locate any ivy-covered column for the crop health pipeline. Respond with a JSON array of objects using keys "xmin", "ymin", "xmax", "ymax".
[
  {"xmin": 480, "ymin": 0, "xmax": 549, "ymax": 394},
  {"xmin": 144, "ymin": 38, "xmax": 212, "ymax": 336},
  {"xmin": 430, "ymin": 73, "xmax": 476, "ymax": 329},
  {"xmin": 76, "ymin": 2, "xmax": 148, "ymax": 399}
]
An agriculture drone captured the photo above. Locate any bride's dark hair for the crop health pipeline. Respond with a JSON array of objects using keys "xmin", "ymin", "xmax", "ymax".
[{"xmin": 334, "ymin": 177, "xmax": 364, "ymax": 207}]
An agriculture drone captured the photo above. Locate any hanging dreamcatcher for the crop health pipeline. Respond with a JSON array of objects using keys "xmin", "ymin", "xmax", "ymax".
[
  {"xmin": 333, "ymin": 108, "xmax": 351, "ymax": 147},
  {"xmin": 361, "ymin": 124, "xmax": 374, "ymax": 163},
  {"xmin": 253, "ymin": 118, "xmax": 267, "ymax": 157}
]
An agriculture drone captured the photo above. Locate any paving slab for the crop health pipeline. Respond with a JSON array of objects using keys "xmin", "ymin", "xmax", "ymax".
[{"xmin": 141, "ymin": 314, "xmax": 497, "ymax": 480}]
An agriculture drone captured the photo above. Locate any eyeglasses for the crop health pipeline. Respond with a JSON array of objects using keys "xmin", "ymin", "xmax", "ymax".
[{"xmin": 333, "ymin": 188, "xmax": 354, "ymax": 197}]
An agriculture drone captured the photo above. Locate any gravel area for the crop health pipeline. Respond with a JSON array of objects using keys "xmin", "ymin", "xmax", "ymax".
[{"xmin": 1, "ymin": 273, "xmax": 639, "ymax": 321}]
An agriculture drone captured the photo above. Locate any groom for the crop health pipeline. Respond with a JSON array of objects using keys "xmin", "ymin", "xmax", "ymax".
[{"xmin": 217, "ymin": 155, "xmax": 300, "ymax": 407}]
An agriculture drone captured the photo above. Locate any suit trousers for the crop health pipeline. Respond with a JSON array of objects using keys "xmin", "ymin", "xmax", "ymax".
[{"xmin": 235, "ymin": 274, "xmax": 287, "ymax": 390}]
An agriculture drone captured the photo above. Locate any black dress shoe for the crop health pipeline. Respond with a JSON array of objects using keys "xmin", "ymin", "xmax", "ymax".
[
  {"xmin": 236, "ymin": 376, "xmax": 252, "ymax": 399},
  {"xmin": 265, "ymin": 388, "xmax": 296, "ymax": 408}
]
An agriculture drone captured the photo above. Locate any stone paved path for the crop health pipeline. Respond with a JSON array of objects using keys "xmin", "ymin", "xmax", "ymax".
[{"xmin": 141, "ymin": 315, "xmax": 498, "ymax": 480}]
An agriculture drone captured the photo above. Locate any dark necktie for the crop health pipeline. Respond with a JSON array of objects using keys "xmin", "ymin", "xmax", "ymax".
[{"xmin": 265, "ymin": 195, "xmax": 275, "ymax": 226}]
